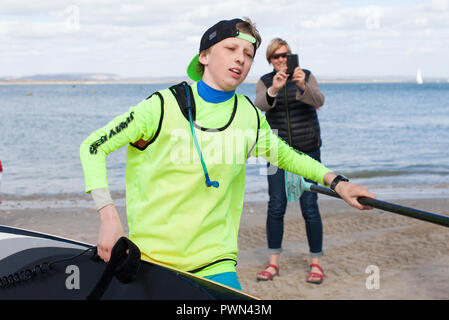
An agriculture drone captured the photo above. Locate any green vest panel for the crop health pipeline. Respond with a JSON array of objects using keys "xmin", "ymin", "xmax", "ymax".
[{"xmin": 125, "ymin": 84, "xmax": 259, "ymax": 275}]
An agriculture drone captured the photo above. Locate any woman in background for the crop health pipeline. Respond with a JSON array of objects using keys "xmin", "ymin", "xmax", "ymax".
[{"xmin": 255, "ymin": 38, "xmax": 327, "ymax": 284}]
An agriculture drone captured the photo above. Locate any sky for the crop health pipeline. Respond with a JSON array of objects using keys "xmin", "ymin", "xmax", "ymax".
[{"xmin": 1, "ymin": 0, "xmax": 449, "ymax": 79}]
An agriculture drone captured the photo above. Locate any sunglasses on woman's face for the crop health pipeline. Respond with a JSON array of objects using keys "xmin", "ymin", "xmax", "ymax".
[{"xmin": 270, "ymin": 52, "xmax": 288, "ymax": 60}]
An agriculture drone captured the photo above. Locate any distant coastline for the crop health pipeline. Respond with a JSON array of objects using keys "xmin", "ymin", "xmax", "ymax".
[
  {"xmin": 1, "ymin": 79, "xmax": 448, "ymax": 85},
  {"xmin": 1, "ymin": 72, "xmax": 448, "ymax": 85},
  {"xmin": 0, "ymin": 79, "xmax": 449, "ymax": 86},
  {"xmin": 0, "ymin": 79, "xmax": 190, "ymax": 85}
]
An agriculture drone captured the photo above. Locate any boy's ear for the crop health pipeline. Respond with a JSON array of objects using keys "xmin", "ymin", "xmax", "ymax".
[{"xmin": 198, "ymin": 51, "xmax": 209, "ymax": 66}]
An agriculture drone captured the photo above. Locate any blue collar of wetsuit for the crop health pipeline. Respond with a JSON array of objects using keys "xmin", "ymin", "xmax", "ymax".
[{"xmin": 197, "ymin": 80, "xmax": 235, "ymax": 103}]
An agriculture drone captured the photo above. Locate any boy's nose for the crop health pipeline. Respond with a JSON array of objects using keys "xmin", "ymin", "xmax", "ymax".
[{"xmin": 235, "ymin": 52, "xmax": 245, "ymax": 65}]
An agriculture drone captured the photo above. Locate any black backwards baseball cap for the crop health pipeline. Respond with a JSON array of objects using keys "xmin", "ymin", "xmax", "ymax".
[{"xmin": 186, "ymin": 18, "xmax": 258, "ymax": 82}]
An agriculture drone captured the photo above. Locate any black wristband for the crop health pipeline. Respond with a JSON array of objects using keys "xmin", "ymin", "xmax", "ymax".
[{"xmin": 330, "ymin": 175, "xmax": 349, "ymax": 191}]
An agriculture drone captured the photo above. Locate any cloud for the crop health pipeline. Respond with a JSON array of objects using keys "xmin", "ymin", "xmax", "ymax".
[
  {"xmin": 1, "ymin": 0, "xmax": 448, "ymax": 77},
  {"xmin": 296, "ymin": 6, "xmax": 382, "ymax": 30},
  {"xmin": 430, "ymin": 0, "xmax": 449, "ymax": 10}
]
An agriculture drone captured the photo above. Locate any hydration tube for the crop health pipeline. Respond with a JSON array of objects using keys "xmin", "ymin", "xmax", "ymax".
[{"xmin": 183, "ymin": 84, "xmax": 219, "ymax": 188}]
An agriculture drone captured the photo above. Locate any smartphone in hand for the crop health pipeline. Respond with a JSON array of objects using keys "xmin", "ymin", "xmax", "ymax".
[{"xmin": 286, "ymin": 54, "xmax": 299, "ymax": 75}]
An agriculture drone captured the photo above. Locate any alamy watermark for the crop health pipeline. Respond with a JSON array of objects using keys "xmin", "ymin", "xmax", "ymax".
[
  {"xmin": 365, "ymin": 7, "xmax": 381, "ymax": 30},
  {"xmin": 65, "ymin": 265, "xmax": 80, "ymax": 290},
  {"xmin": 167, "ymin": 127, "xmax": 280, "ymax": 176},
  {"xmin": 64, "ymin": 5, "xmax": 81, "ymax": 32},
  {"xmin": 365, "ymin": 265, "xmax": 380, "ymax": 290}
]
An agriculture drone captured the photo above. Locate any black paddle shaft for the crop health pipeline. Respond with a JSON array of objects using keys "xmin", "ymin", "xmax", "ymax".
[{"xmin": 309, "ymin": 185, "xmax": 449, "ymax": 228}]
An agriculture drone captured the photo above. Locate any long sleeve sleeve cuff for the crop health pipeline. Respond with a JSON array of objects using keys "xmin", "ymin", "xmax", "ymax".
[{"xmin": 91, "ymin": 188, "xmax": 114, "ymax": 211}]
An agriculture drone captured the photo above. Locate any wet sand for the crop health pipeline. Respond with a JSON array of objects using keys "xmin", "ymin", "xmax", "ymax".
[{"xmin": 1, "ymin": 195, "xmax": 449, "ymax": 300}]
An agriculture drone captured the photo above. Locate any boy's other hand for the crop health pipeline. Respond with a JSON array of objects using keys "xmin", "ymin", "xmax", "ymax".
[{"xmin": 97, "ymin": 204, "xmax": 126, "ymax": 262}]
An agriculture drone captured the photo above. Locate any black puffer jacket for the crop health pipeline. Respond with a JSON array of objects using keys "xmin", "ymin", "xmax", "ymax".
[{"xmin": 261, "ymin": 70, "xmax": 321, "ymax": 153}]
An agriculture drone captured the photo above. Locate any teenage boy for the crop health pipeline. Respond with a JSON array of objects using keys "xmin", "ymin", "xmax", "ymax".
[{"xmin": 80, "ymin": 18, "xmax": 375, "ymax": 290}]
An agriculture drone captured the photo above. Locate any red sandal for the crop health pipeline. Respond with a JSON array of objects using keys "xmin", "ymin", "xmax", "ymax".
[
  {"xmin": 307, "ymin": 264, "xmax": 325, "ymax": 285},
  {"xmin": 256, "ymin": 264, "xmax": 280, "ymax": 281}
]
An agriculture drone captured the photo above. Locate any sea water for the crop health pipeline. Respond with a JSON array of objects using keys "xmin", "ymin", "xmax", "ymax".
[{"xmin": 1, "ymin": 82, "xmax": 448, "ymax": 201}]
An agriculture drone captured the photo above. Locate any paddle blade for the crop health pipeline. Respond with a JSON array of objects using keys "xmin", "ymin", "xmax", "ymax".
[{"xmin": 285, "ymin": 171, "xmax": 306, "ymax": 202}]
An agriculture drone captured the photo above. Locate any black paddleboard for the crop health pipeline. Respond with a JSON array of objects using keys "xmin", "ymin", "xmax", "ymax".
[{"xmin": 0, "ymin": 225, "xmax": 258, "ymax": 300}]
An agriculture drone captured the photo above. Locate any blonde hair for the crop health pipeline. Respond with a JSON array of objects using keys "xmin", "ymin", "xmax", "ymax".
[
  {"xmin": 196, "ymin": 17, "xmax": 262, "ymax": 75},
  {"xmin": 266, "ymin": 38, "xmax": 291, "ymax": 64}
]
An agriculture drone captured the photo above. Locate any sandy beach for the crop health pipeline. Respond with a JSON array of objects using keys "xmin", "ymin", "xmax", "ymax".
[{"xmin": 1, "ymin": 194, "xmax": 449, "ymax": 300}]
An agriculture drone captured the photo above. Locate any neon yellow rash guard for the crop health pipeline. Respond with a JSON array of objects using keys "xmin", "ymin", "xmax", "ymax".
[{"xmin": 80, "ymin": 82, "xmax": 332, "ymax": 276}]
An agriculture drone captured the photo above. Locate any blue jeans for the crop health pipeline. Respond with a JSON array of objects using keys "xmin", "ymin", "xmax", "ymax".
[{"xmin": 266, "ymin": 149, "xmax": 323, "ymax": 258}]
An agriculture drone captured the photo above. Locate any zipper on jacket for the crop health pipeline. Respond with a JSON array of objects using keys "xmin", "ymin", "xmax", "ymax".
[{"xmin": 284, "ymin": 85, "xmax": 293, "ymax": 145}]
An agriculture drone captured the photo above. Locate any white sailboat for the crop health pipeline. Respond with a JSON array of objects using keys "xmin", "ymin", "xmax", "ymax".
[{"xmin": 416, "ymin": 68, "xmax": 423, "ymax": 84}]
